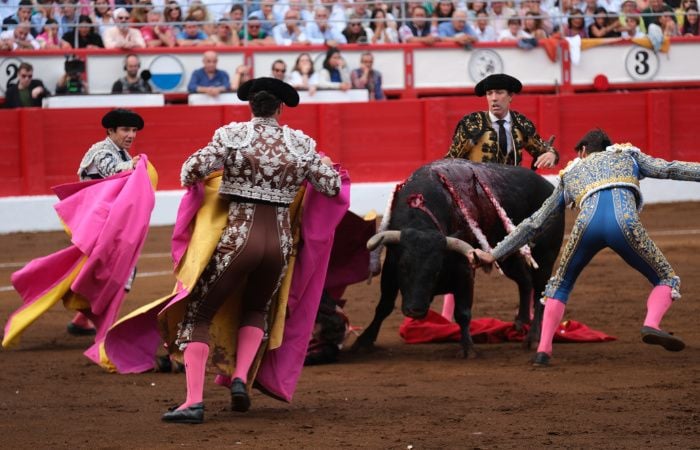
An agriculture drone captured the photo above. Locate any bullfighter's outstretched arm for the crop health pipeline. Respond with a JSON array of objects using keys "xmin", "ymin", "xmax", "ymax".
[
  {"xmin": 490, "ymin": 182, "xmax": 566, "ymax": 261},
  {"xmin": 631, "ymin": 147, "xmax": 700, "ymax": 181}
]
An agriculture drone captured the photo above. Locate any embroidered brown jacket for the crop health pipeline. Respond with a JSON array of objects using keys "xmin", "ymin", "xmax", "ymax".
[{"xmin": 445, "ymin": 110, "xmax": 559, "ymax": 167}]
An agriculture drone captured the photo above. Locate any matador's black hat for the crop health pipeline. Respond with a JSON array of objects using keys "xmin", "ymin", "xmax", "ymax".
[
  {"xmin": 474, "ymin": 73, "xmax": 523, "ymax": 97},
  {"xmin": 101, "ymin": 109, "xmax": 144, "ymax": 130},
  {"xmin": 237, "ymin": 77, "xmax": 300, "ymax": 107}
]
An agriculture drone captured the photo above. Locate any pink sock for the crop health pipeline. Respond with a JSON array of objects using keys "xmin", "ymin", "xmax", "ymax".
[
  {"xmin": 232, "ymin": 326, "xmax": 264, "ymax": 383},
  {"xmin": 71, "ymin": 312, "xmax": 92, "ymax": 328},
  {"xmin": 441, "ymin": 293, "xmax": 455, "ymax": 321},
  {"xmin": 536, "ymin": 298, "xmax": 566, "ymax": 356},
  {"xmin": 180, "ymin": 342, "xmax": 209, "ymax": 410},
  {"xmin": 643, "ymin": 285, "xmax": 673, "ymax": 330}
]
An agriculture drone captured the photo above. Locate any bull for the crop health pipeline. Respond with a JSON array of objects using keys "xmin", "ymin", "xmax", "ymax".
[{"xmin": 352, "ymin": 159, "xmax": 565, "ymax": 357}]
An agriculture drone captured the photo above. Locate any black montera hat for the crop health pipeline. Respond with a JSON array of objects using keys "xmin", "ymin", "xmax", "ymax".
[
  {"xmin": 474, "ymin": 73, "xmax": 523, "ymax": 97},
  {"xmin": 237, "ymin": 77, "xmax": 300, "ymax": 107},
  {"xmin": 101, "ymin": 109, "xmax": 144, "ymax": 130}
]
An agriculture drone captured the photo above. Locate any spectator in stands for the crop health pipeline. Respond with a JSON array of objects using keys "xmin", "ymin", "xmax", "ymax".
[
  {"xmin": 210, "ymin": 18, "xmax": 240, "ymax": 46},
  {"xmin": 467, "ymin": 0, "xmax": 487, "ymax": 21},
  {"xmin": 488, "ymin": 0, "xmax": 516, "ymax": 34},
  {"xmin": 369, "ymin": 7, "xmax": 399, "ymax": 43},
  {"xmin": 581, "ymin": 0, "xmax": 599, "ymax": 29},
  {"xmin": 55, "ymin": 57, "xmax": 88, "ymax": 95},
  {"xmin": 164, "ymin": 1, "xmax": 184, "ymax": 34},
  {"xmin": 319, "ymin": 0, "xmax": 346, "ymax": 33},
  {"xmin": 240, "ymin": 15, "xmax": 275, "ymax": 45},
  {"xmin": 498, "ymin": 17, "xmax": 530, "ymax": 41},
  {"xmin": 399, "ymin": 4, "xmax": 440, "ymax": 44},
  {"xmin": 1, "ymin": 0, "xmax": 31, "ymax": 32},
  {"xmin": 188, "ymin": 3, "xmax": 214, "ymax": 36},
  {"xmin": 187, "ymin": 50, "xmax": 231, "ymax": 96},
  {"xmin": 306, "ymin": 5, "xmax": 347, "ymax": 45},
  {"xmin": 676, "ymin": 0, "xmax": 697, "ymax": 28},
  {"xmin": 272, "ymin": 8, "xmax": 309, "ymax": 45},
  {"xmin": 103, "ymin": 7, "xmax": 146, "ymax": 48},
  {"xmin": 140, "ymin": 8, "xmax": 176, "ymax": 47},
  {"xmin": 130, "ymin": 0, "xmax": 153, "ymax": 24},
  {"xmin": 642, "ymin": 0, "xmax": 675, "ymax": 29},
  {"xmin": 519, "ymin": 0, "xmax": 554, "ymax": 35},
  {"xmin": 342, "ymin": 13, "xmax": 371, "ymax": 43},
  {"xmin": 351, "ymin": 51, "xmax": 385, "ymax": 101},
  {"xmin": 62, "ymin": 15, "xmax": 104, "ymax": 48},
  {"xmin": 228, "ymin": 4, "xmax": 244, "ymax": 41},
  {"xmin": 473, "ymin": 10, "xmax": 498, "ymax": 42},
  {"xmin": 0, "ymin": 21, "xmax": 39, "ymax": 49},
  {"xmin": 437, "ymin": 9, "xmax": 478, "ymax": 44},
  {"xmin": 36, "ymin": 18, "xmax": 69, "ymax": 48},
  {"xmin": 588, "ymin": 7, "xmax": 622, "ymax": 37},
  {"xmin": 681, "ymin": 5, "xmax": 699, "ymax": 34},
  {"xmin": 231, "ymin": 64, "xmax": 252, "ymax": 90},
  {"xmin": 201, "ymin": 0, "xmax": 230, "ymax": 21},
  {"xmin": 346, "ymin": 0, "xmax": 372, "ymax": 27},
  {"xmin": 318, "ymin": 46, "xmax": 351, "ymax": 91},
  {"xmin": 56, "ymin": 0, "xmax": 80, "ymax": 37},
  {"xmin": 3, "ymin": 62, "xmax": 49, "ymax": 108},
  {"xmin": 566, "ymin": 9, "xmax": 589, "ymax": 37},
  {"xmin": 0, "ymin": 0, "xmax": 20, "ymax": 28},
  {"xmin": 446, "ymin": 73, "xmax": 558, "ymax": 167},
  {"xmin": 176, "ymin": 14, "xmax": 210, "ymax": 46},
  {"xmin": 248, "ymin": 0, "xmax": 277, "ymax": 36},
  {"xmin": 618, "ymin": 0, "xmax": 641, "ymax": 32},
  {"xmin": 112, "ymin": 54, "xmax": 153, "ymax": 94},
  {"xmin": 432, "ymin": 0, "xmax": 455, "ymax": 30},
  {"xmin": 658, "ymin": 9, "xmax": 681, "ymax": 33},
  {"xmin": 289, "ymin": 52, "xmax": 318, "ymax": 94},
  {"xmin": 91, "ymin": 0, "xmax": 114, "ymax": 35},
  {"xmin": 270, "ymin": 59, "xmax": 288, "ymax": 81},
  {"xmin": 273, "ymin": 0, "xmax": 314, "ymax": 24},
  {"xmin": 621, "ymin": 14, "xmax": 645, "ymax": 36},
  {"xmin": 30, "ymin": 0, "xmax": 52, "ymax": 37},
  {"xmin": 523, "ymin": 10, "xmax": 550, "ymax": 38}
]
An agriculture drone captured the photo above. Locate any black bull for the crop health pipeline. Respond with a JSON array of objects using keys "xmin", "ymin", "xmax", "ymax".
[{"xmin": 352, "ymin": 159, "xmax": 565, "ymax": 357}]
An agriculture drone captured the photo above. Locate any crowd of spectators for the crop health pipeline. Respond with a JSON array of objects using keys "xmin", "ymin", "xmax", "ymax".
[{"xmin": 1, "ymin": 0, "xmax": 697, "ymax": 53}]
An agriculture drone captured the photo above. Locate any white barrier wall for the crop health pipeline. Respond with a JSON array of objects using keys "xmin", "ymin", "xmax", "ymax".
[
  {"xmin": 2, "ymin": 40, "xmax": 699, "ymax": 98},
  {"xmin": 2, "ymin": 178, "xmax": 700, "ymax": 234}
]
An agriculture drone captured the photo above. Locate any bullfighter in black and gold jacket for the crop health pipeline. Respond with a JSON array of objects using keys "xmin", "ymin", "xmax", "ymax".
[{"xmin": 446, "ymin": 73, "xmax": 559, "ymax": 170}]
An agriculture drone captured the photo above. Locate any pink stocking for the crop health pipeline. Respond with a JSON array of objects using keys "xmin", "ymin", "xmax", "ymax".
[
  {"xmin": 232, "ymin": 326, "xmax": 264, "ymax": 383},
  {"xmin": 179, "ymin": 342, "xmax": 209, "ymax": 410},
  {"xmin": 71, "ymin": 312, "xmax": 92, "ymax": 328},
  {"xmin": 536, "ymin": 298, "xmax": 566, "ymax": 356},
  {"xmin": 441, "ymin": 293, "xmax": 455, "ymax": 321},
  {"xmin": 643, "ymin": 285, "xmax": 673, "ymax": 330}
]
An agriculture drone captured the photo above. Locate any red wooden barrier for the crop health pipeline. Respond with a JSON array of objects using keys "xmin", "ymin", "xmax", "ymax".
[{"xmin": 1, "ymin": 89, "xmax": 699, "ymax": 196}]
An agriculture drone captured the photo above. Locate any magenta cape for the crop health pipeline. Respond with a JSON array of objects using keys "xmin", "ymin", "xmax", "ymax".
[
  {"xmin": 3, "ymin": 157, "xmax": 157, "ymax": 360},
  {"xmin": 102, "ymin": 169, "xmax": 351, "ymax": 403}
]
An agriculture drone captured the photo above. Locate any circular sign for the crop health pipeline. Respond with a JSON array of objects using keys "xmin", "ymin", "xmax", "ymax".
[
  {"xmin": 0, "ymin": 57, "xmax": 23, "ymax": 95},
  {"xmin": 624, "ymin": 47, "xmax": 659, "ymax": 81},
  {"xmin": 468, "ymin": 49, "xmax": 504, "ymax": 83},
  {"xmin": 148, "ymin": 54, "xmax": 185, "ymax": 91}
]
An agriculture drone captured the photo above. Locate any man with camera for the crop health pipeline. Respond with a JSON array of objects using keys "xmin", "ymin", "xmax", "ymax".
[
  {"xmin": 55, "ymin": 58, "xmax": 87, "ymax": 95},
  {"xmin": 111, "ymin": 54, "xmax": 152, "ymax": 94}
]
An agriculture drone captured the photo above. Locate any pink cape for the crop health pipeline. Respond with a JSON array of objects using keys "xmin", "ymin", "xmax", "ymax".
[
  {"xmin": 399, "ymin": 310, "xmax": 616, "ymax": 344},
  {"xmin": 102, "ymin": 170, "xmax": 351, "ymax": 403},
  {"xmin": 4, "ymin": 157, "xmax": 156, "ymax": 360}
]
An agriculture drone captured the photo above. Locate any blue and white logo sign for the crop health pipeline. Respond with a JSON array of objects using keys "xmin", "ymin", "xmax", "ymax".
[{"xmin": 148, "ymin": 55, "xmax": 185, "ymax": 91}]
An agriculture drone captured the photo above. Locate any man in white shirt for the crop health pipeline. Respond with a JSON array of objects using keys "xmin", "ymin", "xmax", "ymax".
[
  {"xmin": 102, "ymin": 7, "xmax": 146, "ymax": 49},
  {"xmin": 306, "ymin": 5, "xmax": 347, "ymax": 45},
  {"xmin": 272, "ymin": 8, "xmax": 309, "ymax": 45}
]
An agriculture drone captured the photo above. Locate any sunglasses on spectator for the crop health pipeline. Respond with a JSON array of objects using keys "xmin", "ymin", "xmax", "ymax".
[
  {"xmin": 248, "ymin": 24, "xmax": 260, "ymax": 28},
  {"xmin": 20, "ymin": 73, "xmax": 33, "ymax": 79},
  {"xmin": 273, "ymin": 67, "xmax": 286, "ymax": 73},
  {"xmin": 117, "ymin": 15, "xmax": 130, "ymax": 20}
]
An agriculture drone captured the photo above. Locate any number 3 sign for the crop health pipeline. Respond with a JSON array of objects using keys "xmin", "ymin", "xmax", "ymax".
[{"xmin": 624, "ymin": 47, "xmax": 659, "ymax": 81}]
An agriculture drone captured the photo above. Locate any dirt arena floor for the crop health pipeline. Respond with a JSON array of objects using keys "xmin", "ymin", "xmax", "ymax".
[{"xmin": 1, "ymin": 202, "xmax": 699, "ymax": 449}]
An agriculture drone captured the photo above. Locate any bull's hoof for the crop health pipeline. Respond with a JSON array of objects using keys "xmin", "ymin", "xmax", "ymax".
[
  {"xmin": 456, "ymin": 346, "xmax": 478, "ymax": 359},
  {"xmin": 349, "ymin": 339, "xmax": 376, "ymax": 354},
  {"xmin": 531, "ymin": 352, "xmax": 551, "ymax": 367}
]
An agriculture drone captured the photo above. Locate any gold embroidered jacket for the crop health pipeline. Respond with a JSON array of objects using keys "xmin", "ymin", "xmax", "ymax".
[{"xmin": 445, "ymin": 110, "xmax": 559, "ymax": 166}]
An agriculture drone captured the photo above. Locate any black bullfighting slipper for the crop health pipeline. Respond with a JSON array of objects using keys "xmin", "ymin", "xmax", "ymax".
[
  {"xmin": 66, "ymin": 322, "xmax": 96, "ymax": 336},
  {"xmin": 531, "ymin": 352, "xmax": 551, "ymax": 367},
  {"xmin": 641, "ymin": 326, "xmax": 685, "ymax": 352},
  {"xmin": 161, "ymin": 403, "xmax": 204, "ymax": 424},
  {"xmin": 231, "ymin": 378, "xmax": 251, "ymax": 412}
]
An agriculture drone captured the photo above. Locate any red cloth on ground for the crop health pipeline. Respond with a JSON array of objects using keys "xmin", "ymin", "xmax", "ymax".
[{"xmin": 399, "ymin": 310, "xmax": 616, "ymax": 344}]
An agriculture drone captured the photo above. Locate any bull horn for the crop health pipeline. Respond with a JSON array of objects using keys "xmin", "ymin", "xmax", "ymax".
[
  {"xmin": 445, "ymin": 236, "xmax": 475, "ymax": 257},
  {"xmin": 367, "ymin": 231, "xmax": 401, "ymax": 250}
]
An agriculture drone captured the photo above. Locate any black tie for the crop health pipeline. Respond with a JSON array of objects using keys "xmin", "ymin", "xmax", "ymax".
[
  {"xmin": 496, "ymin": 119, "xmax": 508, "ymax": 156},
  {"xmin": 118, "ymin": 149, "xmax": 129, "ymax": 161}
]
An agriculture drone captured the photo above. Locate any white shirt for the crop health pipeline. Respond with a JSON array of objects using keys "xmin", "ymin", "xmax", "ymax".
[{"xmin": 489, "ymin": 111, "xmax": 515, "ymax": 158}]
